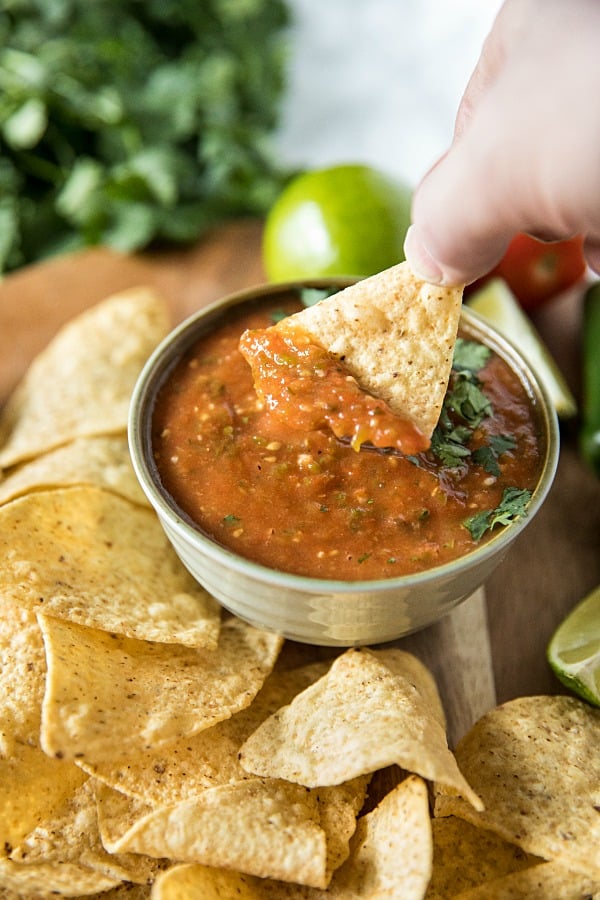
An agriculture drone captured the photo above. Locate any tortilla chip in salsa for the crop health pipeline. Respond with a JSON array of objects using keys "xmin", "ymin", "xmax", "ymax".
[{"xmin": 242, "ymin": 262, "xmax": 463, "ymax": 448}]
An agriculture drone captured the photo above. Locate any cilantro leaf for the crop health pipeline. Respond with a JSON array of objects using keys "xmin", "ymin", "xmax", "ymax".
[
  {"xmin": 490, "ymin": 433, "xmax": 517, "ymax": 455},
  {"xmin": 446, "ymin": 374, "xmax": 493, "ymax": 427},
  {"xmin": 471, "ymin": 445, "xmax": 501, "ymax": 476},
  {"xmin": 463, "ymin": 487, "xmax": 532, "ymax": 541},
  {"xmin": 472, "ymin": 433, "xmax": 516, "ymax": 476},
  {"xmin": 452, "ymin": 338, "xmax": 492, "ymax": 373}
]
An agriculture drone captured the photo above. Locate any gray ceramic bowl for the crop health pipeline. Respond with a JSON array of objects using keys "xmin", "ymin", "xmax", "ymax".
[{"xmin": 128, "ymin": 279, "xmax": 559, "ymax": 647}]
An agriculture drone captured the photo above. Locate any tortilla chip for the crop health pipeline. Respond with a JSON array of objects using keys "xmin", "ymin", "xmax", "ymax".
[
  {"xmin": 97, "ymin": 776, "xmax": 368, "ymax": 890},
  {"xmin": 0, "ymin": 857, "xmax": 121, "ymax": 897},
  {"xmin": 278, "ymin": 262, "xmax": 463, "ymax": 439},
  {"xmin": 0, "ymin": 287, "xmax": 170, "ymax": 469},
  {"xmin": 150, "ymin": 774, "xmax": 432, "ymax": 899},
  {"xmin": 455, "ymin": 860, "xmax": 600, "ymax": 899},
  {"xmin": 77, "ymin": 662, "xmax": 330, "ymax": 806},
  {"xmin": 434, "ymin": 695, "xmax": 600, "ymax": 878},
  {"xmin": 427, "ymin": 816, "xmax": 538, "ymax": 898},
  {"xmin": 239, "ymin": 647, "xmax": 481, "ymax": 809},
  {"xmin": 314, "ymin": 779, "xmax": 371, "ymax": 882},
  {"xmin": 0, "ymin": 743, "xmax": 87, "ymax": 859},
  {"xmin": 0, "ymin": 486, "xmax": 220, "ymax": 647},
  {"xmin": 9, "ymin": 779, "xmax": 160, "ymax": 887},
  {"xmin": 0, "ymin": 436, "xmax": 149, "ymax": 508},
  {"xmin": 328, "ymin": 774, "xmax": 432, "ymax": 899},
  {"xmin": 0, "ymin": 601, "xmax": 46, "ymax": 757},
  {"xmin": 97, "ymin": 778, "xmax": 329, "ymax": 888},
  {"xmin": 151, "ymin": 863, "xmax": 263, "ymax": 900},
  {"xmin": 39, "ymin": 614, "xmax": 283, "ymax": 762}
]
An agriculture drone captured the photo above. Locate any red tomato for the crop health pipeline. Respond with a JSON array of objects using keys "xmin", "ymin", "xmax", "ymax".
[{"xmin": 473, "ymin": 233, "xmax": 587, "ymax": 311}]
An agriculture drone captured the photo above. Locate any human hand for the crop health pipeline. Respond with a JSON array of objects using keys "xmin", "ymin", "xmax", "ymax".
[{"xmin": 404, "ymin": 0, "xmax": 600, "ymax": 286}]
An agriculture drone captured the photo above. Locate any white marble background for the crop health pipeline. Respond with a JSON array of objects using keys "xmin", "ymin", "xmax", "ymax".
[{"xmin": 274, "ymin": 0, "xmax": 503, "ymax": 190}]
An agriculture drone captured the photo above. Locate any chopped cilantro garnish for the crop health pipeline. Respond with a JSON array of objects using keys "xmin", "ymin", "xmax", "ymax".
[
  {"xmin": 429, "ymin": 338, "xmax": 495, "ymax": 469},
  {"xmin": 463, "ymin": 487, "xmax": 532, "ymax": 541},
  {"xmin": 445, "ymin": 374, "xmax": 493, "ymax": 427},
  {"xmin": 471, "ymin": 445, "xmax": 501, "ymax": 476},
  {"xmin": 490, "ymin": 433, "xmax": 517, "ymax": 455},
  {"xmin": 472, "ymin": 433, "xmax": 517, "ymax": 476},
  {"xmin": 430, "ymin": 429, "xmax": 472, "ymax": 468},
  {"xmin": 452, "ymin": 338, "xmax": 492, "ymax": 373}
]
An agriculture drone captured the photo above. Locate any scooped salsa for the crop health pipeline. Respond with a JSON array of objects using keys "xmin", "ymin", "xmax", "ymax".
[{"xmin": 151, "ymin": 294, "xmax": 544, "ymax": 580}]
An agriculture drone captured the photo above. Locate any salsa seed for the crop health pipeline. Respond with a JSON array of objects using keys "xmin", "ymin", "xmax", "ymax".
[
  {"xmin": 266, "ymin": 441, "xmax": 282, "ymax": 451},
  {"xmin": 232, "ymin": 528, "xmax": 244, "ymax": 537}
]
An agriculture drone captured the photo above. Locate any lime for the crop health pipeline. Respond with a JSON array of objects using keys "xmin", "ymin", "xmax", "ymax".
[
  {"xmin": 547, "ymin": 584, "xmax": 600, "ymax": 706},
  {"xmin": 467, "ymin": 278, "xmax": 578, "ymax": 419},
  {"xmin": 262, "ymin": 163, "xmax": 412, "ymax": 281}
]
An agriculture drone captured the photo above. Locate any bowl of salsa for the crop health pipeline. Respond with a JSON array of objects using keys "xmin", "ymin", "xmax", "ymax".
[{"xmin": 128, "ymin": 278, "xmax": 559, "ymax": 646}]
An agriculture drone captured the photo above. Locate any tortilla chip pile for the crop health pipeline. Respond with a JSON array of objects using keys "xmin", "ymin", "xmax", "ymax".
[{"xmin": 1, "ymin": 288, "xmax": 599, "ymax": 899}]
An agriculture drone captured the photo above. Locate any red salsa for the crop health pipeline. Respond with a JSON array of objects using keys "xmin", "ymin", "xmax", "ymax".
[
  {"xmin": 151, "ymin": 295, "xmax": 544, "ymax": 581},
  {"xmin": 238, "ymin": 323, "xmax": 429, "ymax": 456}
]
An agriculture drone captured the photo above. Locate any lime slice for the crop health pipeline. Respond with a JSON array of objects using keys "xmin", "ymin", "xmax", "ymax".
[
  {"xmin": 467, "ymin": 278, "xmax": 577, "ymax": 419},
  {"xmin": 547, "ymin": 584, "xmax": 600, "ymax": 706}
]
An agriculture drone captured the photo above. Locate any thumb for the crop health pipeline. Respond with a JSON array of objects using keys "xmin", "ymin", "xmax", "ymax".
[{"xmin": 404, "ymin": 0, "xmax": 600, "ymax": 287}]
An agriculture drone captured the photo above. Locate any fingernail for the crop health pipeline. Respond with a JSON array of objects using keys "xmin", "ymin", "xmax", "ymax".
[{"xmin": 404, "ymin": 225, "xmax": 446, "ymax": 285}]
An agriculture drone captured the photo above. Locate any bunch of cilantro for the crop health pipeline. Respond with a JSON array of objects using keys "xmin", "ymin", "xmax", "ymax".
[{"xmin": 0, "ymin": 0, "xmax": 291, "ymax": 272}]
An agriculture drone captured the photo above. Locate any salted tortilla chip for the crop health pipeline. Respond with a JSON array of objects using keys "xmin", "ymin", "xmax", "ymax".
[
  {"xmin": 97, "ymin": 778, "xmax": 329, "ymax": 889},
  {"xmin": 0, "ymin": 743, "xmax": 87, "ymax": 858},
  {"xmin": 455, "ymin": 860, "xmax": 600, "ymax": 899},
  {"xmin": 0, "ymin": 436, "xmax": 149, "ymax": 508},
  {"xmin": 151, "ymin": 864, "xmax": 262, "ymax": 900},
  {"xmin": 9, "ymin": 779, "xmax": 160, "ymax": 886},
  {"xmin": 277, "ymin": 262, "xmax": 463, "ymax": 439},
  {"xmin": 0, "ymin": 600, "xmax": 46, "ymax": 757},
  {"xmin": 328, "ymin": 774, "xmax": 432, "ymax": 899},
  {"xmin": 150, "ymin": 774, "xmax": 432, "ymax": 899},
  {"xmin": 434, "ymin": 695, "xmax": 600, "ymax": 878},
  {"xmin": 0, "ymin": 600, "xmax": 91, "ymax": 856},
  {"xmin": 0, "ymin": 486, "xmax": 220, "ymax": 647},
  {"xmin": 426, "ymin": 816, "xmax": 538, "ymax": 899},
  {"xmin": 0, "ymin": 858, "xmax": 121, "ymax": 897},
  {"xmin": 239, "ymin": 647, "xmax": 481, "ymax": 809},
  {"xmin": 0, "ymin": 286, "xmax": 170, "ymax": 469},
  {"xmin": 39, "ymin": 614, "xmax": 283, "ymax": 762},
  {"xmin": 77, "ymin": 662, "xmax": 330, "ymax": 806}
]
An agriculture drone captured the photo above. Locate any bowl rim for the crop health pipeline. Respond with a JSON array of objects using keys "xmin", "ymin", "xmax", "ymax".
[{"xmin": 128, "ymin": 278, "xmax": 560, "ymax": 594}]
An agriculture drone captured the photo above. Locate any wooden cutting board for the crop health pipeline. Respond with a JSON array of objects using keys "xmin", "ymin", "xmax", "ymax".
[{"xmin": 1, "ymin": 219, "xmax": 599, "ymax": 746}]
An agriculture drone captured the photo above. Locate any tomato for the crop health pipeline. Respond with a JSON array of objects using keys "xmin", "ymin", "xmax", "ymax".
[{"xmin": 471, "ymin": 233, "xmax": 587, "ymax": 311}]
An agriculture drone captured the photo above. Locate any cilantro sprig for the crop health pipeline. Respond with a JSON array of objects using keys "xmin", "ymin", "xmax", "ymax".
[{"xmin": 0, "ymin": 0, "xmax": 290, "ymax": 272}]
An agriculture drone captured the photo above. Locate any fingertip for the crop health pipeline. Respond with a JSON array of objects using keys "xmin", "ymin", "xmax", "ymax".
[
  {"xmin": 403, "ymin": 225, "xmax": 445, "ymax": 284},
  {"xmin": 403, "ymin": 224, "xmax": 469, "ymax": 287}
]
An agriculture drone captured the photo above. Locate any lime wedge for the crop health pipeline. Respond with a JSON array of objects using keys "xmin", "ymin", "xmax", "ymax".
[
  {"xmin": 547, "ymin": 584, "xmax": 600, "ymax": 706},
  {"xmin": 467, "ymin": 278, "xmax": 577, "ymax": 419}
]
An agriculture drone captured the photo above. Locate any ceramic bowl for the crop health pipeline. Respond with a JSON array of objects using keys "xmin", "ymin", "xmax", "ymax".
[{"xmin": 128, "ymin": 279, "xmax": 559, "ymax": 647}]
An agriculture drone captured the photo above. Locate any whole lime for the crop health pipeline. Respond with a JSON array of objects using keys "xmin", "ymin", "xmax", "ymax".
[{"xmin": 262, "ymin": 163, "xmax": 412, "ymax": 281}]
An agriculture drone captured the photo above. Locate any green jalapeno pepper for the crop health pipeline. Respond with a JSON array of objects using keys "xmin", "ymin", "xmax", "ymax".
[{"xmin": 580, "ymin": 281, "xmax": 600, "ymax": 476}]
